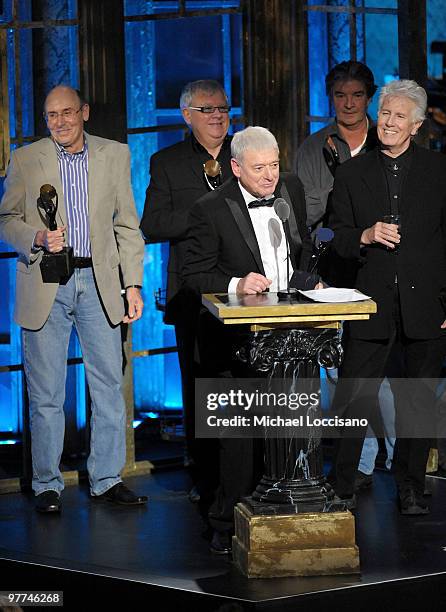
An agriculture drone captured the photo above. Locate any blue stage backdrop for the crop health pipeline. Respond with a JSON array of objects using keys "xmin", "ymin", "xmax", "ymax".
[{"xmin": 0, "ymin": 0, "xmax": 445, "ymax": 439}]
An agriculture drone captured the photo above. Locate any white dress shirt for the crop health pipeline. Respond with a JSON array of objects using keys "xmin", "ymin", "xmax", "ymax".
[{"xmin": 227, "ymin": 181, "xmax": 294, "ymax": 293}]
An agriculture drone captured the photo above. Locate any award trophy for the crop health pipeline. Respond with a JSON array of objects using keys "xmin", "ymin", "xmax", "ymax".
[
  {"xmin": 203, "ymin": 159, "xmax": 222, "ymax": 190},
  {"xmin": 37, "ymin": 184, "xmax": 74, "ymax": 283}
]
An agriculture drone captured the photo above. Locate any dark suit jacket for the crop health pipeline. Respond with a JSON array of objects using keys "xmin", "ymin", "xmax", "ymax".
[
  {"xmin": 140, "ymin": 135, "xmax": 232, "ymax": 323},
  {"xmin": 183, "ymin": 173, "xmax": 315, "ymax": 295},
  {"xmin": 330, "ymin": 144, "xmax": 446, "ymax": 340}
]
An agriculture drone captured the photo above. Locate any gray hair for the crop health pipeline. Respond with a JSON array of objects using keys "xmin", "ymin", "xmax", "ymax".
[
  {"xmin": 231, "ymin": 126, "xmax": 279, "ymax": 163},
  {"xmin": 378, "ymin": 79, "xmax": 427, "ymax": 123},
  {"xmin": 179, "ymin": 80, "xmax": 228, "ymax": 109}
]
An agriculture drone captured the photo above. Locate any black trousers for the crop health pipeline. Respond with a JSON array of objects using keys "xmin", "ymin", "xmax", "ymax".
[
  {"xmin": 200, "ymin": 321, "xmax": 264, "ymax": 534},
  {"xmin": 331, "ymin": 292, "xmax": 446, "ymax": 497},
  {"xmin": 175, "ymin": 307, "xmax": 220, "ymax": 500}
]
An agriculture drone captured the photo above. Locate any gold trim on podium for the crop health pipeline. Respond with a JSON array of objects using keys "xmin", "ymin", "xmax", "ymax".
[{"xmin": 202, "ymin": 292, "xmax": 377, "ymax": 325}]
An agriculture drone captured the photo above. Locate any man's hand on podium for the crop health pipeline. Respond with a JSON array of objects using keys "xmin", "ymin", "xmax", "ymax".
[{"xmin": 236, "ymin": 272, "xmax": 272, "ymax": 295}]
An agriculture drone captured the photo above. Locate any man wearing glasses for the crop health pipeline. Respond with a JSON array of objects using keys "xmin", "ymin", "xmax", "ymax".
[
  {"xmin": 140, "ymin": 80, "xmax": 233, "ymax": 508},
  {"xmin": 0, "ymin": 85, "xmax": 147, "ymax": 512}
]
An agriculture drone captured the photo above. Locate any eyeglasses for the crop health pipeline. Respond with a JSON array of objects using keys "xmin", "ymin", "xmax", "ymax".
[
  {"xmin": 44, "ymin": 106, "xmax": 85, "ymax": 123},
  {"xmin": 188, "ymin": 106, "xmax": 231, "ymax": 114}
]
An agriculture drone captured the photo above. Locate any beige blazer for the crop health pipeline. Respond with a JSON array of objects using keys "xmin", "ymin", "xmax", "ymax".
[{"xmin": 0, "ymin": 133, "xmax": 144, "ymax": 329}]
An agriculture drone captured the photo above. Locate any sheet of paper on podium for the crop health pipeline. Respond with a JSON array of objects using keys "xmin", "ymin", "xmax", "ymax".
[{"xmin": 298, "ymin": 288, "xmax": 371, "ymax": 303}]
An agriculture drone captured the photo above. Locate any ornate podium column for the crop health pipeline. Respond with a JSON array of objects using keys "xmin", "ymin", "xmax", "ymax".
[{"xmin": 235, "ymin": 327, "xmax": 342, "ymax": 513}]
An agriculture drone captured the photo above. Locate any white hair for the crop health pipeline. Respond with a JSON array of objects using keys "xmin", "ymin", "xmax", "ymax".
[
  {"xmin": 378, "ymin": 79, "xmax": 427, "ymax": 123},
  {"xmin": 231, "ymin": 126, "xmax": 279, "ymax": 163}
]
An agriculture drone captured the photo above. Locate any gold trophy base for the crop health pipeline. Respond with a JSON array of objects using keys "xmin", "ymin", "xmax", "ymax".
[{"xmin": 232, "ymin": 503, "xmax": 360, "ymax": 578}]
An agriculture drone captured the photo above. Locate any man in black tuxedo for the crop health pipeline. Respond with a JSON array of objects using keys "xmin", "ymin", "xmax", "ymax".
[
  {"xmin": 329, "ymin": 79, "xmax": 446, "ymax": 515},
  {"xmin": 183, "ymin": 126, "xmax": 321, "ymax": 552},
  {"xmin": 140, "ymin": 80, "xmax": 232, "ymax": 501}
]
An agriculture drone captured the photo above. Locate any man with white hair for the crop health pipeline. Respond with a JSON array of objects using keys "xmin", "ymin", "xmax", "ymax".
[
  {"xmin": 184, "ymin": 126, "xmax": 320, "ymax": 296},
  {"xmin": 184, "ymin": 126, "xmax": 321, "ymax": 552},
  {"xmin": 329, "ymin": 80, "xmax": 446, "ymax": 515}
]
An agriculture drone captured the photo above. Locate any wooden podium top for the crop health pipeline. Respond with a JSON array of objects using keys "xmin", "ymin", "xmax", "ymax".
[{"xmin": 202, "ymin": 292, "xmax": 377, "ymax": 328}]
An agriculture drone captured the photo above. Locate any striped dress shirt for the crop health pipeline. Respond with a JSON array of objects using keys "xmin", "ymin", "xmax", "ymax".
[{"xmin": 55, "ymin": 139, "xmax": 90, "ymax": 257}]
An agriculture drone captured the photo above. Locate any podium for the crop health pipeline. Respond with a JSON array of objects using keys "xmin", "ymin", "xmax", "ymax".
[{"xmin": 201, "ymin": 292, "xmax": 377, "ymax": 578}]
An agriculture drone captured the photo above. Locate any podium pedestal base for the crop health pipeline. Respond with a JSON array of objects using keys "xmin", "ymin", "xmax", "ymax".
[
  {"xmin": 121, "ymin": 460, "xmax": 154, "ymax": 478},
  {"xmin": 232, "ymin": 503, "xmax": 360, "ymax": 578}
]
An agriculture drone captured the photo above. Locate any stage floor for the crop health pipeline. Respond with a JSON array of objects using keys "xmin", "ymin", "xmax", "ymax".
[{"xmin": 1, "ymin": 469, "xmax": 446, "ymax": 610}]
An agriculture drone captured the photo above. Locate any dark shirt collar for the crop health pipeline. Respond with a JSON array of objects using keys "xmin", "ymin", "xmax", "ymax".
[
  {"xmin": 379, "ymin": 141, "xmax": 414, "ymax": 171},
  {"xmin": 190, "ymin": 132, "xmax": 231, "ymax": 158}
]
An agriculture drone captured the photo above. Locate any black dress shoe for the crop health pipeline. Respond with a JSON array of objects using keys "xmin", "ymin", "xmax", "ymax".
[
  {"xmin": 35, "ymin": 490, "xmax": 61, "ymax": 514},
  {"xmin": 399, "ymin": 488, "xmax": 429, "ymax": 515},
  {"xmin": 210, "ymin": 531, "xmax": 232, "ymax": 555},
  {"xmin": 92, "ymin": 482, "xmax": 148, "ymax": 506},
  {"xmin": 354, "ymin": 470, "xmax": 373, "ymax": 492}
]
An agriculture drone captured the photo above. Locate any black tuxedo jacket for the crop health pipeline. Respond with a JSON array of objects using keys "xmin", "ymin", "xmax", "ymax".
[
  {"xmin": 330, "ymin": 144, "xmax": 446, "ymax": 340},
  {"xmin": 183, "ymin": 174, "xmax": 316, "ymax": 295},
  {"xmin": 140, "ymin": 135, "xmax": 232, "ymax": 322}
]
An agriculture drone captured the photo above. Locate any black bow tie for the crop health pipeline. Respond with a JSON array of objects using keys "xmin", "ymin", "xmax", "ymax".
[{"xmin": 248, "ymin": 198, "xmax": 274, "ymax": 209}]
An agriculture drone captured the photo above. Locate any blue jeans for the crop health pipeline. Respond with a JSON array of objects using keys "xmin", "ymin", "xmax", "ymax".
[
  {"xmin": 358, "ymin": 378, "xmax": 395, "ymax": 475},
  {"xmin": 22, "ymin": 268, "xmax": 126, "ymax": 496}
]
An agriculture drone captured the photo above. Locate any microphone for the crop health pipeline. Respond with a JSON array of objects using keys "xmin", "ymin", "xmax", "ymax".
[
  {"xmin": 273, "ymin": 198, "xmax": 297, "ymax": 299},
  {"xmin": 308, "ymin": 227, "xmax": 334, "ymax": 275},
  {"xmin": 273, "ymin": 197, "xmax": 290, "ymax": 222},
  {"xmin": 316, "ymin": 227, "xmax": 334, "ymax": 247}
]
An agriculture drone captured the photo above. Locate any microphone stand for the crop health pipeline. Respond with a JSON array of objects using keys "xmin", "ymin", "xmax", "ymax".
[
  {"xmin": 277, "ymin": 221, "xmax": 298, "ymax": 300},
  {"xmin": 307, "ymin": 228, "xmax": 334, "ymax": 276},
  {"xmin": 307, "ymin": 241, "xmax": 330, "ymax": 276}
]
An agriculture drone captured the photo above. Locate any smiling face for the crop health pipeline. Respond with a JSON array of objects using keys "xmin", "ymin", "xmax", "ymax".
[
  {"xmin": 332, "ymin": 79, "xmax": 371, "ymax": 129},
  {"xmin": 377, "ymin": 95, "xmax": 422, "ymax": 156},
  {"xmin": 231, "ymin": 147, "xmax": 280, "ymax": 198},
  {"xmin": 44, "ymin": 86, "xmax": 89, "ymax": 153},
  {"xmin": 181, "ymin": 89, "xmax": 229, "ymax": 153}
]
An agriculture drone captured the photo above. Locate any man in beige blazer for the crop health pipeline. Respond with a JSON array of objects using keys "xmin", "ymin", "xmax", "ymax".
[{"xmin": 0, "ymin": 85, "xmax": 147, "ymax": 512}]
